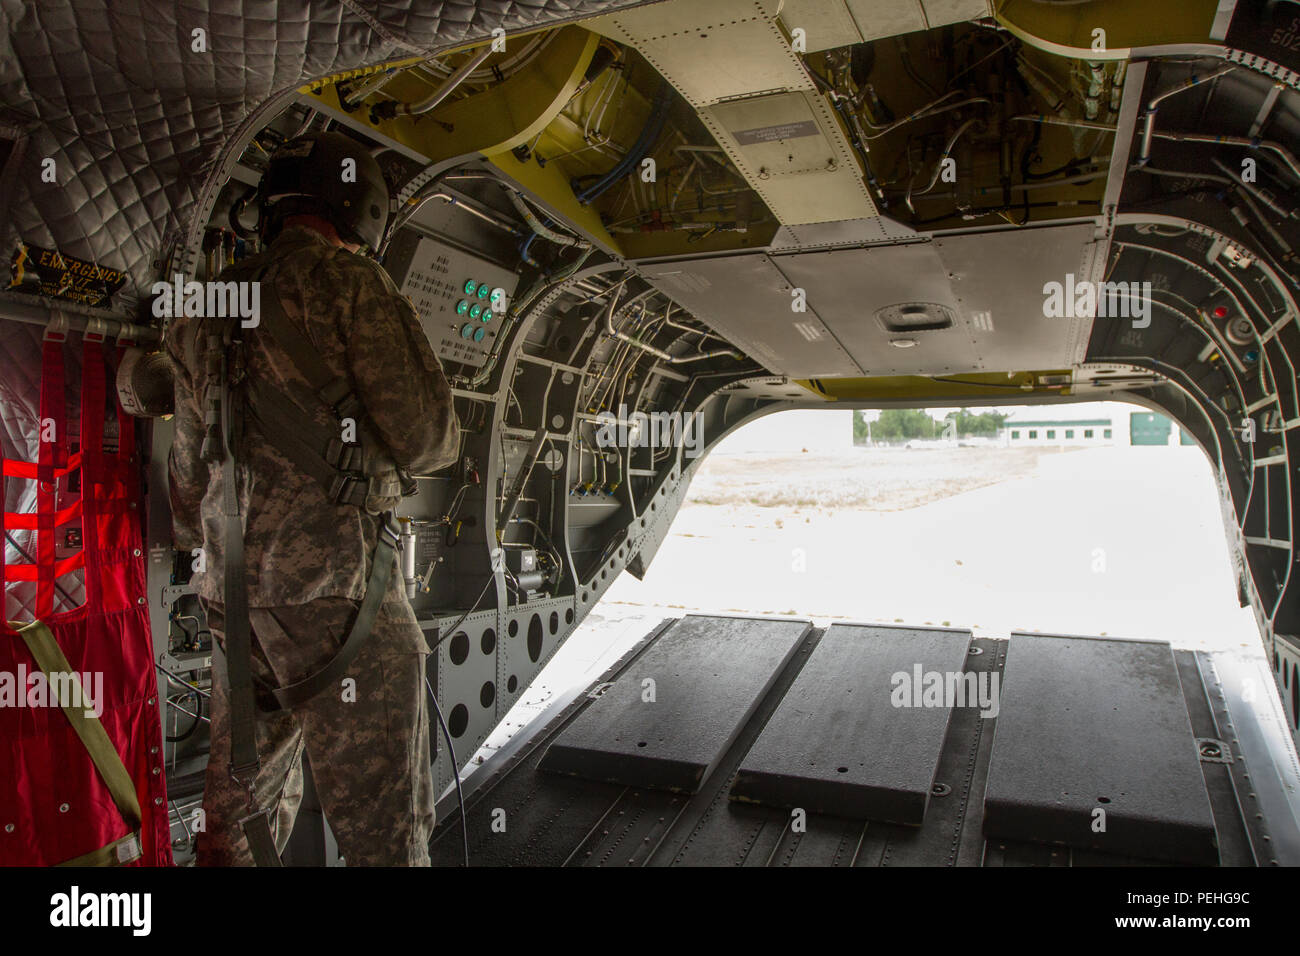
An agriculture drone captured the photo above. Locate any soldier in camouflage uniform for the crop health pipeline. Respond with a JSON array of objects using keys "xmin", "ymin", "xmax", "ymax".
[{"xmin": 166, "ymin": 132, "xmax": 458, "ymax": 866}]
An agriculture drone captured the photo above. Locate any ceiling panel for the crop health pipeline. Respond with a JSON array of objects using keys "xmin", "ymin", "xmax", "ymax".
[
  {"xmin": 589, "ymin": 0, "xmax": 878, "ymax": 224},
  {"xmin": 640, "ymin": 254, "xmax": 863, "ymax": 377},
  {"xmin": 641, "ymin": 223, "xmax": 1096, "ymax": 380},
  {"xmin": 778, "ymin": 0, "xmax": 992, "ymax": 52},
  {"xmin": 772, "ymin": 242, "xmax": 978, "ymax": 375},
  {"xmin": 929, "ymin": 224, "xmax": 1096, "ymax": 372}
]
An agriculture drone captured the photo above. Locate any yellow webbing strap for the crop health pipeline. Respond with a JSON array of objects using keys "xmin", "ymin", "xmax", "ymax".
[{"xmin": 10, "ymin": 619, "xmax": 144, "ymax": 866}]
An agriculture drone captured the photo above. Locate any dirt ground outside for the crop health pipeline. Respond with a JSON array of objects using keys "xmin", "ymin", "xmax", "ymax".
[{"xmin": 687, "ymin": 445, "xmax": 1083, "ymax": 511}]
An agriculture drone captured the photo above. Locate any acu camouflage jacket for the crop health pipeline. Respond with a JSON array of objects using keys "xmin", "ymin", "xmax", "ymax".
[{"xmin": 167, "ymin": 226, "xmax": 459, "ymax": 607}]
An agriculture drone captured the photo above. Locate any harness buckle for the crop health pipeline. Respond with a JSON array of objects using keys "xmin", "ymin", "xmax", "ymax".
[
  {"xmin": 328, "ymin": 471, "xmax": 368, "ymax": 507},
  {"xmin": 324, "ymin": 437, "xmax": 365, "ymax": 473},
  {"xmin": 378, "ymin": 514, "xmax": 401, "ymax": 548},
  {"xmin": 333, "ymin": 394, "xmax": 362, "ymax": 421},
  {"xmin": 228, "ymin": 759, "xmax": 261, "ymax": 812}
]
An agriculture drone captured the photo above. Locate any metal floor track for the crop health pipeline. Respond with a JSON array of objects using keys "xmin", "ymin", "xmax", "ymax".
[{"xmin": 429, "ymin": 614, "xmax": 1296, "ymax": 867}]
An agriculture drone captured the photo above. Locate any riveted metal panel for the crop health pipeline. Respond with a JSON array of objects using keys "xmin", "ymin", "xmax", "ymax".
[
  {"xmin": 588, "ymin": 0, "xmax": 805, "ymax": 109},
  {"xmin": 771, "ymin": 242, "xmax": 972, "ymax": 375},
  {"xmin": 589, "ymin": 0, "xmax": 878, "ymax": 224},
  {"xmin": 703, "ymin": 91, "xmax": 879, "ymax": 224},
  {"xmin": 779, "ymin": 0, "xmax": 992, "ymax": 51},
  {"xmin": 640, "ymin": 253, "xmax": 863, "ymax": 376},
  {"xmin": 930, "ymin": 223, "xmax": 1097, "ymax": 373},
  {"xmin": 776, "ymin": 0, "xmax": 863, "ymax": 52}
]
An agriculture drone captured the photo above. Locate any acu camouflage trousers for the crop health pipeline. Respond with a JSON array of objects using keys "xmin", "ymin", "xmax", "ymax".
[{"xmin": 195, "ymin": 596, "xmax": 434, "ymax": 866}]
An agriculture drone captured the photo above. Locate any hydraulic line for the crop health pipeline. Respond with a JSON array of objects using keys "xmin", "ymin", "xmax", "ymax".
[
  {"xmin": 1210, "ymin": 156, "xmax": 1294, "ymax": 219},
  {"xmin": 419, "ymin": 32, "xmax": 553, "ymax": 83},
  {"xmin": 907, "ymin": 117, "xmax": 981, "ymax": 214},
  {"xmin": 862, "ymin": 94, "xmax": 991, "ymax": 139},
  {"xmin": 1010, "ymin": 114, "xmax": 1117, "ymax": 132},
  {"xmin": 387, "ymin": 45, "xmax": 493, "ymax": 117},
  {"xmin": 1152, "ymin": 130, "xmax": 1300, "ymax": 188},
  {"xmin": 1137, "ymin": 66, "xmax": 1237, "ymax": 166}
]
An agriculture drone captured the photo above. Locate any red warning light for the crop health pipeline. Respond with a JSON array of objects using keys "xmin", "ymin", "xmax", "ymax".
[{"xmin": 1213, "ymin": 306, "xmax": 1229, "ymax": 318}]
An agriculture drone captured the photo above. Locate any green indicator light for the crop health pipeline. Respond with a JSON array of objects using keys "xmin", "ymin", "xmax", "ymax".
[
  {"xmin": 473, "ymin": 327, "xmax": 486, "ymax": 343},
  {"xmin": 460, "ymin": 323, "xmax": 474, "ymax": 339},
  {"xmin": 463, "ymin": 279, "xmax": 477, "ymax": 295},
  {"xmin": 456, "ymin": 299, "xmax": 469, "ymax": 315},
  {"xmin": 469, "ymin": 303, "xmax": 482, "ymax": 319},
  {"xmin": 476, "ymin": 283, "xmax": 490, "ymax": 299},
  {"xmin": 480, "ymin": 310, "xmax": 492, "ymax": 323}
]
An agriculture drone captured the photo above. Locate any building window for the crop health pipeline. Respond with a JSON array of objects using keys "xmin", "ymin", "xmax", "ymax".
[
  {"xmin": 1046, "ymin": 429, "xmax": 1055, "ymax": 439},
  {"xmin": 1084, "ymin": 429, "xmax": 1093, "ymax": 438},
  {"xmin": 1065, "ymin": 429, "xmax": 1074, "ymax": 438},
  {"xmin": 1028, "ymin": 430, "xmax": 1037, "ymax": 439},
  {"xmin": 1011, "ymin": 430, "xmax": 1020, "ymax": 439},
  {"xmin": 1104, "ymin": 428, "xmax": 1112, "ymax": 439}
]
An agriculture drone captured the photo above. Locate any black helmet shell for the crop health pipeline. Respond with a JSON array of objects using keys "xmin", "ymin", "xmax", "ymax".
[{"xmin": 258, "ymin": 131, "xmax": 390, "ymax": 250}]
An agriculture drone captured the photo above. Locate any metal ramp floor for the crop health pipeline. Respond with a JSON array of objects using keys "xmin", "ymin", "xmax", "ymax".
[{"xmin": 429, "ymin": 614, "xmax": 1300, "ymax": 867}]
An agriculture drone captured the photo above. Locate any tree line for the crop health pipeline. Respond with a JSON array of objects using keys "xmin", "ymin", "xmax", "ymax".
[{"xmin": 853, "ymin": 408, "xmax": 1009, "ymax": 443}]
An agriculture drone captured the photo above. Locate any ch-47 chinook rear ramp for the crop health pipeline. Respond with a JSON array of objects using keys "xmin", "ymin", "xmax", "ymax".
[{"xmin": 1, "ymin": 0, "xmax": 1299, "ymax": 878}]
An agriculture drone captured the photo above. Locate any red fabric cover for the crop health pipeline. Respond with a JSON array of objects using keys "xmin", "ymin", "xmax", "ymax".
[{"xmin": 0, "ymin": 336, "xmax": 172, "ymax": 866}]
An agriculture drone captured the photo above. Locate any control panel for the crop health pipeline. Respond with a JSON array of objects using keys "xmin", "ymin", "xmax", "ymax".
[{"xmin": 386, "ymin": 232, "xmax": 520, "ymax": 369}]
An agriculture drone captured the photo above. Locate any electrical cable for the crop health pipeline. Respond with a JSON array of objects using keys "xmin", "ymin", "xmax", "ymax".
[
  {"xmin": 419, "ymin": 569, "xmax": 499, "ymax": 866},
  {"xmin": 575, "ymin": 80, "xmax": 673, "ymax": 204},
  {"xmin": 424, "ymin": 674, "xmax": 469, "ymax": 867},
  {"xmin": 427, "ymin": 575, "xmax": 496, "ymax": 655}
]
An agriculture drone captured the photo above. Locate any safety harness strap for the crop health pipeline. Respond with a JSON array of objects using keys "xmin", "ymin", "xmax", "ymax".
[
  {"xmin": 56, "ymin": 830, "xmax": 143, "ymax": 867},
  {"xmin": 245, "ymin": 394, "xmax": 403, "ymax": 508},
  {"xmin": 269, "ymin": 517, "xmax": 398, "ymax": 710},
  {"xmin": 253, "ymin": 268, "xmax": 363, "ymax": 423},
  {"xmin": 215, "ymin": 327, "xmax": 282, "ymax": 867},
  {"xmin": 248, "ymin": 265, "xmax": 403, "ymax": 507}
]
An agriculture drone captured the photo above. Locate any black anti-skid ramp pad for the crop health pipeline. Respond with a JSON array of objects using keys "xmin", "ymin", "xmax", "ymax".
[
  {"xmin": 730, "ymin": 624, "xmax": 973, "ymax": 825},
  {"xmin": 538, "ymin": 615, "xmax": 811, "ymax": 792},
  {"xmin": 983, "ymin": 632, "xmax": 1219, "ymax": 864}
]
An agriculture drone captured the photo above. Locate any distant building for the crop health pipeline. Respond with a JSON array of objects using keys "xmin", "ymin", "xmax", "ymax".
[
  {"xmin": 1002, "ymin": 401, "xmax": 1196, "ymax": 447},
  {"xmin": 1003, "ymin": 401, "xmax": 1116, "ymax": 447}
]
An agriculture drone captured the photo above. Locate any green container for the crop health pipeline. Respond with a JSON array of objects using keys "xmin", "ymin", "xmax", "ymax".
[{"xmin": 1130, "ymin": 412, "xmax": 1173, "ymax": 446}]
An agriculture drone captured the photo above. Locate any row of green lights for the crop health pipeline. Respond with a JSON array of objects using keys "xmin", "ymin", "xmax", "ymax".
[
  {"xmin": 463, "ymin": 278, "xmax": 491, "ymax": 299},
  {"xmin": 455, "ymin": 299, "xmax": 494, "ymax": 321}
]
